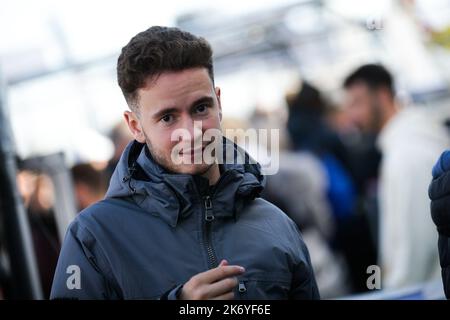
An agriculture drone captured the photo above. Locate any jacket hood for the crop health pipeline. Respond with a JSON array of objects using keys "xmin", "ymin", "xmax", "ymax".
[{"xmin": 105, "ymin": 137, "xmax": 265, "ymax": 227}]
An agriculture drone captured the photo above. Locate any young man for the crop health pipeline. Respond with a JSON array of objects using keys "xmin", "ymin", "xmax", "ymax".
[{"xmin": 50, "ymin": 26, "xmax": 319, "ymax": 300}]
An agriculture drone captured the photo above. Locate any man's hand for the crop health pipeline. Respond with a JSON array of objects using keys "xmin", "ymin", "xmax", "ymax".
[{"xmin": 179, "ymin": 260, "xmax": 245, "ymax": 300}]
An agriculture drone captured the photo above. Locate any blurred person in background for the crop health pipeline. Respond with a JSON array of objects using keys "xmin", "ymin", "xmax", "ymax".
[
  {"xmin": 50, "ymin": 26, "xmax": 319, "ymax": 300},
  {"xmin": 325, "ymin": 105, "xmax": 381, "ymax": 256},
  {"xmin": 106, "ymin": 121, "xmax": 134, "ymax": 179},
  {"xmin": 286, "ymin": 81, "xmax": 377, "ymax": 293},
  {"xmin": 16, "ymin": 170, "xmax": 60, "ymax": 298},
  {"xmin": 429, "ymin": 150, "xmax": 450, "ymax": 299},
  {"xmin": 71, "ymin": 163, "xmax": 109, "ymax": 211},
  {"xmin": 286, "ymin": 82, "xmax": 356, "ymax": 225},
  {"xmin": 343, "ymin": 64, "xmax": 450, "ymax": 289}
]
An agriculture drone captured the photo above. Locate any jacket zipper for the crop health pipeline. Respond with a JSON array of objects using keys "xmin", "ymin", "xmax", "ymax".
[
  {"xmin": 196, "ymin": 169, "xmax": 235, "ymax": 270},
  {"xmin": 203, "ymin": 195, "xmax": 218, "ymax": 269},
  {"xmin": 238, "ymin": 281, "xmax": 247, "ymax": 293},
  {"xmin": 204, "ymin": 196, "xmax": 214, "ymax": 221},
  {"xmin": 238, "ymin": 280, "xmax": 247, "ymax": 299}
]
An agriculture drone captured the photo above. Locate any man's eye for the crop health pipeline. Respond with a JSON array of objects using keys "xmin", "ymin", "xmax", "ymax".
[
  {"xmin": 195, "ymin": 104, "xmax": 209, "ymax": 114},
  {"xmin": 161, "ymin": 114, "xmax": 173, "ymax": 123}
]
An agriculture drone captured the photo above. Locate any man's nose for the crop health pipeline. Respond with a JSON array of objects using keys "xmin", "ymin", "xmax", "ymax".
[{"xmin": 181, "ymin": 117, "xmax": 203, "ymax": 145}]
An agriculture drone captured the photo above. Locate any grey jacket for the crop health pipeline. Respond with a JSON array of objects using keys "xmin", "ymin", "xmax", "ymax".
[{"xmin": 50, "ymin": 139, "xmax": 320, "ymax": 299}]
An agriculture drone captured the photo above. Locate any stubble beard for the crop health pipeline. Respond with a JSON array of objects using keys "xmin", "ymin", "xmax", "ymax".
[{"xmin": 144, "ymin": 133, "xmax": 214, "ymax": 176}]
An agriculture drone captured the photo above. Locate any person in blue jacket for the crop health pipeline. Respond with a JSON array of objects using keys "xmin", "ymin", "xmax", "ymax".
[
  {"xmin": 50, "ymin": 26, "xmax": 319, "ymax": 300},
  {"xmin": 429, "ymin": 150, "xmax": 450, "ymax": 299}
]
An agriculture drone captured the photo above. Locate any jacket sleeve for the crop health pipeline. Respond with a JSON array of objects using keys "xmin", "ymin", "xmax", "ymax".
[
  {"xmin": 437, "ymin": 235, "xmax": 450, "ymax": 299},
  {"xmin": 289, "ymin": 224, "xmax": 321, "ymax": 299},
  {"xmin": 429, "ymin": 150, "xmax": 450, "ymax": 299},
  {"xmin": 50, "ymin": 219, "xmax": 121, "ymax": 300}
]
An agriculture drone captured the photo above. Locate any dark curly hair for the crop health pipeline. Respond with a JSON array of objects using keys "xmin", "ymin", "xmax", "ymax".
[{"xmin": 117, "ymin": 26, "xmax": 214, "ymax": 111}]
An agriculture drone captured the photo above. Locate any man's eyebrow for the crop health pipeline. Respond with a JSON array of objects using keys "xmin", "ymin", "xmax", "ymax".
[
  {"xmin": 152, "ymin": 96, "xmax": 214, "ymax": 120},
  {"xmin": 152, "ymin": 107, "xmax": 179, "ymax": 120},
  {"xmin": 189, "ymin": 96, "xmax": 214, "ymax": 109}
]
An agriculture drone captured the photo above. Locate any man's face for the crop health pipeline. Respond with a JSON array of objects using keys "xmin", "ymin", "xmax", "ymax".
[
  {"xmin": 124, "ymin": 68, "xmax": 222, "ymax": 175},
  {"xmin": 344, "ymin": 82, "xmax": 381, "ymax": 134}
]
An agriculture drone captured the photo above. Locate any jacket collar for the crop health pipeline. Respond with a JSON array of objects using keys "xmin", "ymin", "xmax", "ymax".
[{"xmin": 106, "ymin": 137, "xmax": 264, "ymax": 227}]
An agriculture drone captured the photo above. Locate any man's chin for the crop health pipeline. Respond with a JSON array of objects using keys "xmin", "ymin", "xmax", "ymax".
[{"xmin": 169, "ymin": 163, "xmax": 213, "ymax": 176}]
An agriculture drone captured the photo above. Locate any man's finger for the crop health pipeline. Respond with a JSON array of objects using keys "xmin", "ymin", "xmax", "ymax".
[
  {"xmin": 199, "ymin": 265, "xmax": 245, "ymax": 284},
  {"xmin": 219, "ymin": 259, "xmax": 228, "ymax": 267},
  {"xmin": 206, "ymin": 276, "xmax": 238, "ymax": 298}
]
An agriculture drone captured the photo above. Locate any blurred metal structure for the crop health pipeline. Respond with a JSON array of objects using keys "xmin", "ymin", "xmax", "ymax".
[
  {"xmin": 19, "ymin": 153, "xmax": 78, "ymax": 243},
  {"xmin": 176, "ymin": 0, "xmax": 330, "ymax": 74},
  {"xmin": 0, "ymin": 72, "xmax": 43, "ymax": 299}
]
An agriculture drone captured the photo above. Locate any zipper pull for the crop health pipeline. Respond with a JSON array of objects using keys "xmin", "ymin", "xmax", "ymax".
[
  {"xmin": 238, "ymin": 281, "xmax": 247, "ymax": 293},
  {"xmin": 204, "ymin": 196, "xmax": 214, "ymax": 221}
]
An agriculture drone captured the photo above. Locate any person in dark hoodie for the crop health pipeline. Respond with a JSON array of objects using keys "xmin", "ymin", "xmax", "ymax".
[
  {"xmin": 50, "ymin": 26, "xmax": 319, "ymax": 300},
  {"xmin": 429, "ymin": 150, "xmax": 450, "ymax": 299}
]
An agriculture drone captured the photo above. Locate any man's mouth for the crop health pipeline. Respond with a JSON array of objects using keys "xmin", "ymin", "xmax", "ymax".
[{"xmin": 179, "ymin": 144, "xmax": 208, "ymax": 156}]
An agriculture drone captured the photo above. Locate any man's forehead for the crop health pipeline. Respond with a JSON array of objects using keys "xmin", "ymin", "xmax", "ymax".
[
  {"xmin": 345, "ymin": 82, "xmax": 371, "ymax": 99},
  {"xmin": 347, "ymin": 80, "xmax": 367, "ymax": 90},
  {"xmin": 137, "ymin": 68, "xmax": 215, "ymax": 112},
  {"xmin": 141, "ymin": 68, "xmax": 212, "ymax": 92}
]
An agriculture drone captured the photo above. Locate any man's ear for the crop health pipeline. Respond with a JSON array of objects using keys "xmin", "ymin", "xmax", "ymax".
[
  {"xmin": 124, "ymin": 111, "xmax": 146, "ymax": 143},
  {"xmin": 215, "ymin": 86, "xmax": 222, "ymax": 121}
]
